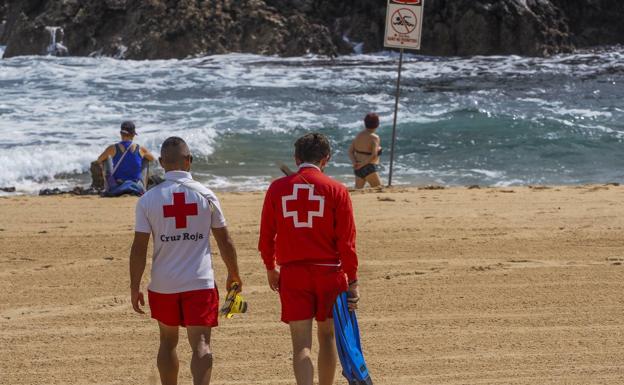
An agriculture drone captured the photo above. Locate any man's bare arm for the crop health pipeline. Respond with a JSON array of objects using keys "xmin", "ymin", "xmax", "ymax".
[
  {"xmin": 129, "ymin": 231, "xmax": 150, "ymax": 313},
  {"xmin": 141, "ymin": 147, "xmax": 157, "ymax": 162},
  {"xmin": 96, "ymin": 145, "xmax": 115, "ymax": 163},
  {"xmin": 348, "ymin": 141, "xmax": 359, "ymax": 168},
  {"xmin": 211, "ymin": 227, "xmax": 242, "ymax": 292},
  {"xmin": 348, "ymin": 141, "xmax": 356, "ymax": 163}
]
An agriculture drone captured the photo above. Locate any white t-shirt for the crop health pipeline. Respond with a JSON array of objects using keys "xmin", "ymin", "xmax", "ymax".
[{"xmin": 135, "ymin": 170, "xmax": 227, "ymax": 294}]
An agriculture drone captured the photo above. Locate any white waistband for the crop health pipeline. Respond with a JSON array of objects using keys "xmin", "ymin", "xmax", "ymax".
[{"xmin": 312, "ymin": 262, "xmax": 342, "ymax": 267}]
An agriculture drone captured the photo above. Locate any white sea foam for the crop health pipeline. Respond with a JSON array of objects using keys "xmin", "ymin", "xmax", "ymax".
[
  {"xmin": 548, "ymin": 107, "xmax": 613, "ymax": 119},
  {"xmin": 192, "ymin": 172, "xmax": 271, "ymax": 191},
  {"xmin": 469, "ymin": 169, "xmax": 504, "ymax": 179},
  {"xmin": 0, "ymin": 145, "xmax": 95, "ymax": 190},
  {"xmin": 1, "ymin": 47, "xmax": 623, "ymax": 192}
]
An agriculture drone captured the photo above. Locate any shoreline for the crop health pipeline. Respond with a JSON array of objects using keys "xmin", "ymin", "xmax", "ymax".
[{"xmin": 1, "ymin": 181, "xmax": 621, "ymax": 198}]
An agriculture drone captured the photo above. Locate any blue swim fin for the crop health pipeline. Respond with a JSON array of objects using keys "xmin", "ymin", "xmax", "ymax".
[{"xmin": 333, "ymin": 292, "xmax": 373, "ymax": 385}]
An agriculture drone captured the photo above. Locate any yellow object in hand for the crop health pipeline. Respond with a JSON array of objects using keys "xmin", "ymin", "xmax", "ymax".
[{"xmin": 219, "ymin": 282, "xmax": 248, "ymax": 319}]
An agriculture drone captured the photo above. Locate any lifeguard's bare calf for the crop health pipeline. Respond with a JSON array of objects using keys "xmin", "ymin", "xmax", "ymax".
[{"xmin": 129, "ymin": 136, "xmax": 242, "ymax": 385}]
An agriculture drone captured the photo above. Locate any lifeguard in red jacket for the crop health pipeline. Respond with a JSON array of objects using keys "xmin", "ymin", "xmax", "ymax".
[{"xmin": 258, "ymin": 133, "xmax": 360, "ymax": 385}]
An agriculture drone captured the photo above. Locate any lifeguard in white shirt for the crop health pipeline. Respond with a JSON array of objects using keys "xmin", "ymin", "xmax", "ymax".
[{"xmin": 129, "ymin": 136, "xmax": 242, "ymax": 385}]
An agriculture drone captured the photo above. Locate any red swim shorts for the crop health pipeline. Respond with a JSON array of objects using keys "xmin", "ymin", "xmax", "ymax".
[
  {"xmin": 148, "ymin": 288, "xmax": 219, "ymax": 327},
  {"xmin": 279, "ymin": 264, "xmax": 348, "ymax": 323}
]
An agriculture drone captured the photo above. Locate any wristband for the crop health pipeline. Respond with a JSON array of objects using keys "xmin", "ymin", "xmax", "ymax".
[{"xmin": 348, "ymin": 279, "xmax": 358, "ymax": 286}]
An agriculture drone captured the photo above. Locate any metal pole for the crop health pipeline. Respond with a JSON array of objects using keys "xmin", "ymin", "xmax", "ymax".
[{"xmin": 388, "ymin": 48, "xmax": 404, "ymax": 187}]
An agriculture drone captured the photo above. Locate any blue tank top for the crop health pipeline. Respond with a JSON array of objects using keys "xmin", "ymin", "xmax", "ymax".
[{"xmin": 112, "ymin": 141, "xmax": 143, "ymax": 182}]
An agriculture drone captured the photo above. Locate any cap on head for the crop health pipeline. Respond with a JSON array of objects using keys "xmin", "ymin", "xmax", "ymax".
[
  {"xmin": 120, "ymin": 121, "xmax": 137, "ymax": 136},
  {"xmin": 294, "ymin": 133, "xmax": 331, "ymax": 164},
  {"xmin": 364, "ymin": 113, "xmax": 379, "ymax": 129}
]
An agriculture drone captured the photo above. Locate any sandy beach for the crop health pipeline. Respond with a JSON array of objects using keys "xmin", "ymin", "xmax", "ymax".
[{"xmin": 1, "ymin": 185, "xmax": 624, "ymax": 385}]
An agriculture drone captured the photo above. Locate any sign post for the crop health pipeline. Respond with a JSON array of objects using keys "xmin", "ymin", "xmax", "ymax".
[{"xmin": 384, "ymin": 0, "xmax": 424, "ymax": 186}]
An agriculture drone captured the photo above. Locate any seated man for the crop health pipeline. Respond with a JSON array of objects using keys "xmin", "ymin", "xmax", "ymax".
[{"xmin": 96, "ymin": 121, "xmax": 156, "ymax": 196}]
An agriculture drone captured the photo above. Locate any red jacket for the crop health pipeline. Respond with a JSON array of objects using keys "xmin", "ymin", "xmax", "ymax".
[{"xmin": 258, "ymin": 165, "xmax": 358, "ymax": 281}]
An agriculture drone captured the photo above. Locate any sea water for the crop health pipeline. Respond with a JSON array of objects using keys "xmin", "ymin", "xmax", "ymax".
[{"xmin": 0, "ymin": 47, "xmax": 623, "ymax": 193}]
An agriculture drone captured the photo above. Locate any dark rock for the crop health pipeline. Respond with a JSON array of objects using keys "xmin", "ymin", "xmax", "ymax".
[
  {"xmin": 0, "ymin": 186, "xmax": 16, "ymax": 192},
  {"xmin": 552, "ymin": 0, "xmax": 624, "ymax": 48},
  {"xmin": 326, "ymin": 0, "xmax": 574, "ymax": 56},
  {"xmin": 39, "ymin": 188, "xmax": 64, "ymax": 196},
  {"xmin": 70, "ymin": 186, "xmax": 101, "ymax": 195},
  {"xmin": 104, "ymin": 0, "xmax": 128, "ymax": 11},
  {"xmin": 2, "ymin": 12, "xmax": 49, "ymax": 57},
  {"xmin": 0, "ymin": 1, "xmax": 6, "ymax": 20},
  {"xmin": 2, "ymin": 0, "xmax": 338, "ymax": 59},
  {"xmin": 147, "ymin": 175, "xmax": 164, "ymax": 190},
  {"xmin": 90, "ymin": 161, "xmax": 104, "ymax": 190},
  {"xmin": 1, "ymin": 0, "xmax": 622, "ymax": 59},
  {"xmin": 0, "ymin": 0, "xmax": 7, "ymax": 39},
  {"xmin": 38, "ymin": 186, "xmax": 101, "ymax": 196}
]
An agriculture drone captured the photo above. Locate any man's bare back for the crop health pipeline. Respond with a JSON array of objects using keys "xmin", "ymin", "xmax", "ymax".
[{"xmin": 351, "ymin": 131, "xmax": 381, "ymax": 166}]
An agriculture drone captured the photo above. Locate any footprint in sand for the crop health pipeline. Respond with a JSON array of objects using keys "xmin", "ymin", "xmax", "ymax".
[
  {"xmin": 606, "ymin": 257, "xmax": 624, "ymax": 266},
  {"xmin": 584, "ymin": 186, "xmax": 609, "ymax": 193},
  {"xmin": 471, "ymin": 263, "xmax": 505, "ymax": 272},
  {"xmin": 383, "ymin": 271, "xmax": 427, "ymax": 280}
]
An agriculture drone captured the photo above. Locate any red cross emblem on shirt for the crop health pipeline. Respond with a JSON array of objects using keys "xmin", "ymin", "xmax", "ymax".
[
  {"xmin": 163, "ymin": 192, "xmax": 198, "ymax": 229},
  {"xmin": 281, "ymin": 184, "xmax": 325, "ymax": 228}
]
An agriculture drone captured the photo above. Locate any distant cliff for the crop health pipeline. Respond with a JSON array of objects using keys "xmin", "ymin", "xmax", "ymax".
[{"xmin": 1, "ymin": 0, "xmax": 622, "ymax": 59}]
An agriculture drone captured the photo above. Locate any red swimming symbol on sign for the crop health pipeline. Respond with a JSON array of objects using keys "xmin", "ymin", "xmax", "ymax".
[
  {"xmin": 163, "ymin": 192, "xmax": 198, "ymax": 229},
  {"xmin": 391, "ymin": 8, "xmax": 418, "ymax": 34}
]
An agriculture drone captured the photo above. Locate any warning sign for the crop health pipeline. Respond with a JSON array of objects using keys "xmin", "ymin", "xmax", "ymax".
[{"xmin": 384, "ymin": 0, "xmax": 425, "ymax": 50}]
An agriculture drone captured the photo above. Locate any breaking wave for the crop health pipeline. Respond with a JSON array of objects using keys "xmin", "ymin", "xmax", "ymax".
[{"xmin": 0, "ymin": 47, "xmax": 623, "ymax": 192}]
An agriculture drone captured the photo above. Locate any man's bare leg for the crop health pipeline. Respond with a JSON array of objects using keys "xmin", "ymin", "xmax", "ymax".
[
  {"xmin": 317, "ymin": 320, "xmax": 337, "ymax": 385},
  {"xmin": 157, "ymin": 322, "xmax": 180, "ymax": 385},
  {"xmin": 365, "ymin": 172, "xmax": 382, "ymax": 188},
  {"xmin": 355, "ymin": 176, "xmax": 366, "ymax": 189},
  {"xmin": 289, "ymin": 319, "xmax": 314, "ymax": 385},
  {"xmin": 187, "ymin": 326, "xmax": 213, "ymax": 385}
]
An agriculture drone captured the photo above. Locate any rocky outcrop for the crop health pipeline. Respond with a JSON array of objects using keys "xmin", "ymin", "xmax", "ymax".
[
  {"xmin": 1, "ymin": 0, "xmax": 339, "ymax": 58},
  {"xmin": 311, "ymin": 0, "xmax": 573, "ymax": 56},
  {"xmin": 552, "ymin": 0, "xmax": 624, "ymax": 48},
  {"xmin": 421, "ymin": 0, "xmax": 572, "ymax": 56},
  {"xmin": 0, "ymin": 0, "xmax": 621, "ymax": 59}
]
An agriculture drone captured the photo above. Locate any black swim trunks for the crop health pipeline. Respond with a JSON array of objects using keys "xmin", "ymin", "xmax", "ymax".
[{"xmin": 354, "ymin": 164, "xmax": 379, "ymax": 179}]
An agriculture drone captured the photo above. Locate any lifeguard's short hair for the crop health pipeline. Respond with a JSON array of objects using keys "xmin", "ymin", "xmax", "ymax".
[
  {"xmin": 294, "ymin": 133, "xmax": 331, "ymax": 164},
  {"xmin": 364, "ymin": 113, "xmax": 379, "ymax": 129},
  {"xmin": 160, "ymin": 136, "xmax": 191, "ymax": 164}
]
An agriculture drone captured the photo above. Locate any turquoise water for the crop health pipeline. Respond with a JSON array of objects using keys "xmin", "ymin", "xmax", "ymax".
[{"xmin": 0, "ymin": 47, "xmax": 623, "ymax": 192}]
